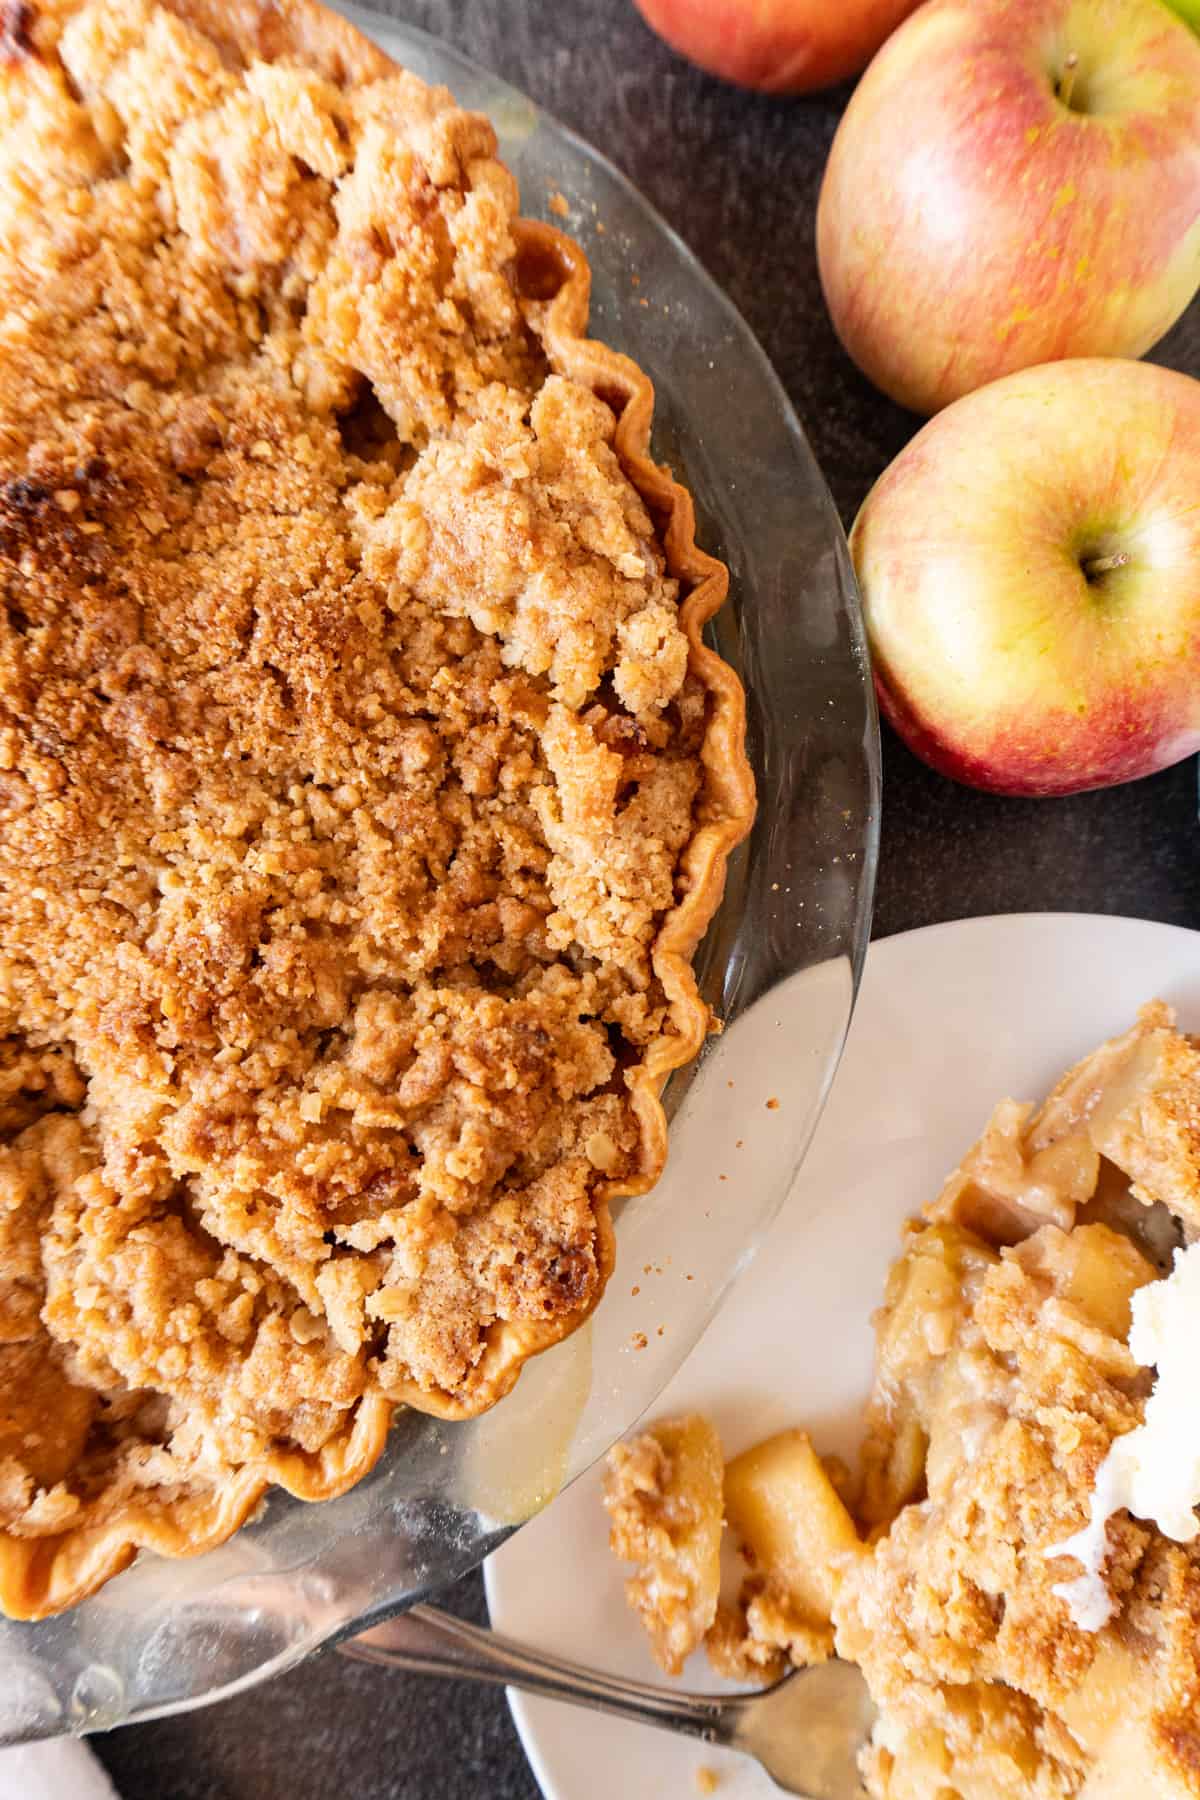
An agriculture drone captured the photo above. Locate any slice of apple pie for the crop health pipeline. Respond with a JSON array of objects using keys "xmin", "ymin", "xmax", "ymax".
[
  {"xmin": 0, "ymin": 0, "xmax": 752, "ymax": 1617},
  {"xmin": 607, "ymin": 1005, "xmax": 1200, "ymax": 1799}
]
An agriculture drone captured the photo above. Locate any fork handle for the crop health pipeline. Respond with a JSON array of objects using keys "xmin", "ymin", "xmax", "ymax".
[{"xmin": 339, "ymin": 1603, "xmax": 735, "ymax": 1745}]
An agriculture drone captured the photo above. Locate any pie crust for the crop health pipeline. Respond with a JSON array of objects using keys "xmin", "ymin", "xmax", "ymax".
[{"xmin": 0, "ymin": 0, "xmax": 753, "ymax": 1616}]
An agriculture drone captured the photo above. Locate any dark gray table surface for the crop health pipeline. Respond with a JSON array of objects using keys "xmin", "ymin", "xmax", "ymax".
[{"xmin": 91, "ymin": 1, "xmax": 1200, "ymax": 1796}]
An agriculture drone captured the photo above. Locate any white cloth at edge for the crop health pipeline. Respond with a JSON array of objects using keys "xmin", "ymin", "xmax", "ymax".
[{"xmin": 0, "ymin": 1738, "xmax": 120, "ymax": 1800}]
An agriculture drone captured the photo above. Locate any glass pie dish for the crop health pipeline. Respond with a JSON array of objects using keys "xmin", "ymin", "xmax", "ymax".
[{"xmin": 0, "ymin": 7, "xmax": 880, "ymax": 1742}]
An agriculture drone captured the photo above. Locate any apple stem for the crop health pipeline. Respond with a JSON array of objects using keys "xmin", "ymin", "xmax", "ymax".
[
  {"xmin": 1057, "ymin": 50, "xmax": 1080, "ymax": 108},
  {"xmin": 1083, "ymin": 550, "xmax": 1131, "ymax": 579}
]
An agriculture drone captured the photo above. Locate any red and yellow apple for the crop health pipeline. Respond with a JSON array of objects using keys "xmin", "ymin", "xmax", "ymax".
[
  {"xmin": 628, "ymin": 0, "xmax": 924, "ymax": 94},
  {"xmin": 850, "ymin": 358, "xmax": 1200, "ymax": 797},
  {"xmin": 818, "ymin": 0, "xmax": 1200, "ymax": 415}
]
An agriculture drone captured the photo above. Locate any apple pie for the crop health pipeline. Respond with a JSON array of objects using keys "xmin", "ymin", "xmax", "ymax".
[
  {"xmin": 0, "ymin": 0, "xmax": 753, "ymax": 1618},
  {"xmin": 607, "ymin": 1006, "xmax": 1200, "ymax": 1799}
]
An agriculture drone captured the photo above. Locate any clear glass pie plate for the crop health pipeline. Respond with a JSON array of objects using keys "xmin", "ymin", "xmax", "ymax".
[{"xmin": 0, "ymin": 8, "xmax": 880, "ymax": 1743}]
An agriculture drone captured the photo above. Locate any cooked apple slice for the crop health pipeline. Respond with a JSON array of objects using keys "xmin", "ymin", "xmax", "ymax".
[{"xmin": 724, "ymin": 1428, "xmax": 863, "ymax": 1625}]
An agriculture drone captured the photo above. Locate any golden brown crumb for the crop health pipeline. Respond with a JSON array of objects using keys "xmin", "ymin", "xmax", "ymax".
[
  {"xmin": 547, "ymin": 189, "xmax": 568, "ymax": 217},
  {"xmin": 706, "ymin": 1600, "xmax": 784, "ymax": 1682},
  {"xmin": 705, "ymin": 1585, "xmax": 831, "ymax": 1685},
  {"xmin": 766, "ymin": 1097, "xmax": 780, "ymax": 1110},
  {"xmin": 694, "ymin": 1766, "xmax": 720, "ymax": 1794}
]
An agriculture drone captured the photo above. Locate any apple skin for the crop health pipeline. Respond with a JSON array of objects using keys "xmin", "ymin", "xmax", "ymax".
[
  {"xmin": 850, "ymin": 359, "xmax": 1200, "ymax": 797},
  {"xmin": 817, "ymin": 0, "xmax": 1200, "ymax": 416},
  {"xmin": 629, "ymin": 0, "xmax": 924, "ymax": 94},
  {"xmin": 1162, "ymin": 0, "xmax": 1200, "ymax": 29}
]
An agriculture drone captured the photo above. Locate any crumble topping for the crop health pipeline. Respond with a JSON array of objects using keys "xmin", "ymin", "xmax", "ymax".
[
  {"xmin": 0, "ymin": 0, "xmax": 749, "ymax": 1614},
  {"xmin": 603, "ymin": 1415, "xmax": 724, "ymax": 1678}
]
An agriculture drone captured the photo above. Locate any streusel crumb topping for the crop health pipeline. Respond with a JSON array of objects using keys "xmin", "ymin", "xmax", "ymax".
[{"xmin": 0, "ymin": 0, "xmax": 736, "ymax": 1603}]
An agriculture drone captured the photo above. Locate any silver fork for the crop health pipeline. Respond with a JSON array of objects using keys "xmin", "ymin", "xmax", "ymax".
[{"xmin": 340, "ymin": 1604, "xmax": 875, "ymax": 1797}]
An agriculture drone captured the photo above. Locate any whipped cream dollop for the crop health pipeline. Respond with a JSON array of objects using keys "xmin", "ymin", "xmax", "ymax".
[{"xmin": 1048, "ymin": 1238, "xmax": 1200, "ymax": 1632}]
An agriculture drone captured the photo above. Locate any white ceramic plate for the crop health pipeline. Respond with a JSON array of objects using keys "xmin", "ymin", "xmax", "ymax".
[{"xmin": 485, "ymin": 911, "xmax": 1200, "ymax": 1800}]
